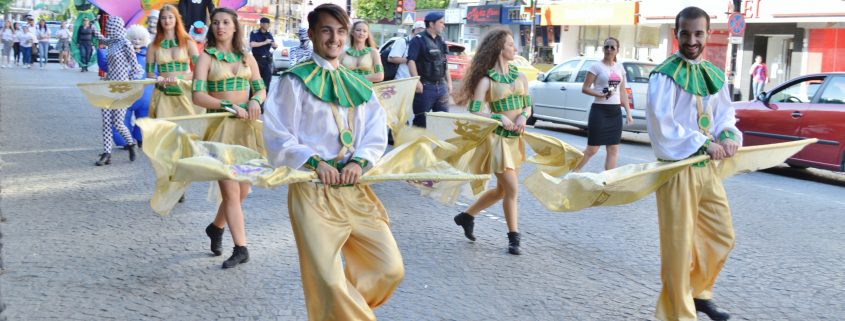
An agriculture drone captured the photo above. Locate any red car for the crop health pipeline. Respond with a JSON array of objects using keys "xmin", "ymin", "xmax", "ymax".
[
  {"xmin": 733, "ymin": 73, "xmax": 845, "ymax": 171},
  {"xmin": 446, "ymin": 42, "xmax": 470, "ymax": 81}
]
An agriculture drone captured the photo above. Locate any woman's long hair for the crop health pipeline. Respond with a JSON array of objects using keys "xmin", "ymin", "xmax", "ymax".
[
  {"xmin": 454, "ymin": 28, "xmax": 512, "ymax": 106},
  {"xmin": 349, "ymin": 21, "xmax": 376, "ymax": 49},
  {"xmin": 37, "ymin": 20, "xmax": 47, "ymax": 33},
  {"xmin": 205, "ymin": 7, "xmax": 246, "ymax": 57},
  {"xmin": 12, "ymin": 22, "xmax": 19, "ymax": 32},
  {"xmin": 152, "ymin": 4, "xmax": 192, "ymax": 49}
]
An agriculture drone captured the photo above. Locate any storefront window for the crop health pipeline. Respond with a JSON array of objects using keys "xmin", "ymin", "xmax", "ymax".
[
  {"xmin": 808, "ymin": 28, "xmax": 845, "ymax": 73},
  {"xmin": 579, "ymin": 26, "xmax": 621, "ymax": 56}
]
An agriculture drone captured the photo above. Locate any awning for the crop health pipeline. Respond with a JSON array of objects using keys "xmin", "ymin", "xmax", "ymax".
[{"xmin": 541, "ymin": 2, "xmax": 637, "ymax": 26}]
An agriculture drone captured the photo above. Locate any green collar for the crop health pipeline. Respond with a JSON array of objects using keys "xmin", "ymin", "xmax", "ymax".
[
  {"xmin": 487, "ymin": 64, "xmax": 519, "ymax": 84},
  {"xmin": 205, "ymin": 47, "xmax": 242, "ymax": 63},
  {"xmin": 345, "ymin": 47, "xmax": 372, "ymax": 57},
  {"xmin": 284, "ymin": 60, "xmax": 373, "ymax": 107},
  {"xmin": 651, "ymin": 54, "xmax": 725, "ymax": 96},
  {"xmin": 160, "ymin": 38, "xmax": 178, "ymax": 49}
]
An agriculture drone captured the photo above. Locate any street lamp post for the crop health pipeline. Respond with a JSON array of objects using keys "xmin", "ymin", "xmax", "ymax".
[
  {"xmin": 729, "ymin": 0, "xmax": 741, "ymax": 101},
  {"xmin": 528, "ymin": 0, "xmax": 537, "ymax": 63},
  {"xmin": 274, "ymin": 0, "xmax": 281, "ymax": 34}
]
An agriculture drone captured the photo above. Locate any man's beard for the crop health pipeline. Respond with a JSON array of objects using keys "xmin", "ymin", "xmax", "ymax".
[{"xmin": 681, "ymin": 45, "xmax": 702, "ymax": 60}]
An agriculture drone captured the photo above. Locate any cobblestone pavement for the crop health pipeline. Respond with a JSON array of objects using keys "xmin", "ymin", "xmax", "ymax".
[{"xmin": 1, "ymin": 66, "xmax": 844, "ymax": 320}]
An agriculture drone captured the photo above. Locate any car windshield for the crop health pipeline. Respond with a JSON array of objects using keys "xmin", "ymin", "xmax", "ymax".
[
  {"xmin": 447, "ymin": 45, "xmax": 465, "ymax": 56},
  {"xmin": 512, "ymin": 56, "xmax": 530, "ymax": 67},
  {"xmin": 623, "ymin": 62, "xmax": 655, "ymax": 83}
]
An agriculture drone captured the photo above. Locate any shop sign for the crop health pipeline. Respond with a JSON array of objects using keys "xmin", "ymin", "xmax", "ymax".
[
  {"xmin": 501, "ymin": 6, "xmax": 540, "ymax": 25},
  {"xmin": 445, "ymin": 8, "xmax": 463, "ymax": 24},
  {"xmin": 466, "ymin": 5, "xmax": 502, "ymax": 24},
  {"xmin": 541, "ymin": 2, "xmax": 636, "ymax": 26}
]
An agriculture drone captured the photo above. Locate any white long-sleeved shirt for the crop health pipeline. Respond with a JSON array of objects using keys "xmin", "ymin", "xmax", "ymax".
[
  {"xmin": 1, "ymin": 29, "xmax": 15, "ymax": 42},
  {"xmin": 646, "ymin": 55, "xmax": 743, "ymax": 161},
  {"xmin": 262, "ymin": 54, "xmax": 388, "ymax": 170}
]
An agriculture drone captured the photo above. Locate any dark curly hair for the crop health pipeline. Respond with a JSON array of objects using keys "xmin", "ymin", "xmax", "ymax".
[{"xmin": 454, "ymin": 28, "xmax": 512, "ymax": 106}]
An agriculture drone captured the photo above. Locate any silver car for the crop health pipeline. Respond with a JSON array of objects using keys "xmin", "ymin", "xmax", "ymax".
[
  {"xmin": 528, "ymin": 57, "xmax": 656, "ymax": 133},
  {"xmin": 272, "ymin": 39, "xmax": 303, "ymax": 73}
]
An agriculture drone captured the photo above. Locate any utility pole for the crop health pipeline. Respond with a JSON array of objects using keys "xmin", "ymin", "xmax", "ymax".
[
  {"xmin": 528, "ymin": 0, "xmax": 536, "ymax": 63},
  {"xmin": 729, "ymin": 0, "xmax": 741, "ymax": 101},
  {"xmin": 274, "ymin": 0, "xmax": 281, "ymax": 34}
]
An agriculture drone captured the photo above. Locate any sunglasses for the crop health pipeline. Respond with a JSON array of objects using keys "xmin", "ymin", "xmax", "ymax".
[{"xmin": 603, "ymin": 45, "xmax": 616, "ymax": 50}]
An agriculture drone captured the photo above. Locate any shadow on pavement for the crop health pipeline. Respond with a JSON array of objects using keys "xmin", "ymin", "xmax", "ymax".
[{"xmin": 762, "ymin": 165, "xmax": 845, "ymax": 187}]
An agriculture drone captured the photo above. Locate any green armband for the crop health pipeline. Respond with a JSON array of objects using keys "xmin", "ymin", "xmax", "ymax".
[
  {"xmin": 490, "ymin": 114, "xmax": 502, "ymax": 121},
  {"xmin": 520, "ymin": 110, "xmax": 530, "ymax": 119},
  {"xmin": 250, "ymin": 95, "xmax": 263, "ymax": 105},
  {"xmin": 191, "ymin": 54, "xmax": 198, "ymax": 65},
  {"xmin": 251, "ymin": 79, "xmax": 266, "ymax": 91},
  {"xmin": 145, "ymin": 63, "xmax": 155, "ymax": 73},
  {"xmin": 522, "ymin": 95, "xmax": 532, "ymax": 106},
  {"xmin": 699, "ymin": 138, "xmax": 711, "ymax": 153},
  {"xmin": 374, "ymin": 64, "xmax": 384, "ymax": 73},
  {"xmin": 219, "ymin": 99, "xmax": 233, "ymax": 110},
  {"xmin": 468, "ymin": 100, "xmax": 483, "ymax": 113},
  {"xmin": 348, "ymin": 157, "xmax": 369, "ymax": 169},
  {"xmin": 192, "ymin": 79, "xmax": 207, "ymax": 92},
  {"xmin": 304, "ymin": 155, "xmax": 322, "ymax": 170},
  {"xmin": 719, "ymin": 130, "xmax": 736, "ymax": 142}
]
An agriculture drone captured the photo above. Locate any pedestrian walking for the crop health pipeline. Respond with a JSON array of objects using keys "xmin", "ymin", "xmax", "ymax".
[
  {"xmin": 12, "ymin": 22, "xmax": 21, "ymax": 66},
  {"xmin": 191, "ymin": 7, "xmax": 266, "ymax": 269},
  {"xmin": 147, "ymin": 4, "xmax": 201, "ymax": 118},
  {"xmin": 288, "ymin": 27, "xmax": 312, "ymax": 66},
  {"xmin": 340, "ymin": 20, "xmax": 384, "ymax": 83},
  {"xmin": 77, "ymin": 17, "xmax": 96, "ymax": 72},
  {"xmin": 387, "ymin": 20, "xmax": 425, "ymax": 80},
  {"xmin": 749, "ymin": 55, "xmax": 768, "ymax": 98},
  {"xmin": 36, "ymin": 20, "xmax": 50, "ymax": 69},
  {"xmin": 1, "ymin": 20, "xmax": 14, "ymax": 68},
  {"xmin": 646, "ymin": 6, "xmax": 740, "ymax": 321},
  {"xmin": 56, "ymin": 21, "xmax": 72, "ymax": 69},
  {"xmin": 18, "ymin": 25, "xmax": 34, "ymax": 68},
  {"xmin": 451, "ymin": 28, "xmax": 531, "ymax": 255},
  {"xmin": 407, "ymin": 12, "xmax": 452, "ymax": 128},
  {"xmin": 572, "ymin": 37, "xmax": 633, "ymax": 172},
  {"xmin": 262, "ymin": 4, "xmax": 404, "ymax": 319},
  {"xmin": 94, "ymin": 16, "xmax": 143, "ymax": 166},
  {"xmin": 249, "ymin": 17, "xmax": 276, "ymax": 91}
]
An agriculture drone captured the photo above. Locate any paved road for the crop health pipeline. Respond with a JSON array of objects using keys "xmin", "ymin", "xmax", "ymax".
[{"xmin": 1, "ymin": 66, "xmax": 844, "ymax": 320}]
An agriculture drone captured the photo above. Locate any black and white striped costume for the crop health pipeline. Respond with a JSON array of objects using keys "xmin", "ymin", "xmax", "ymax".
[{"xmin": 98, "ymin": 16, "xmax": 144, "ymax": 153}]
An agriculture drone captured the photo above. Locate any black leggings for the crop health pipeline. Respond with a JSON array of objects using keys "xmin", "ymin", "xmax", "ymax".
[{"xmin": 13, "ymin": 43, "xmax": 20, "ymax": 62}]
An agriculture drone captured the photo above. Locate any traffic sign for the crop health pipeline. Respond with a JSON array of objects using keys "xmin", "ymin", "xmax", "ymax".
[
  {"xmin": 403, "ymin": 0, "xmax": 416, "ymax": 13},
  {"xmin": 403, "ymin": 12, "xmax": 415, "ymax": 25},
  {"xmin": 728, "ymin": 12, "xmax": 746, "ymax": 37}
]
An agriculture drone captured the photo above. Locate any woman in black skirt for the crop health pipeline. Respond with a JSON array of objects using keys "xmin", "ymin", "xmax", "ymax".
[{"xmin": 574, "ymin": 37, "xmax": 633, "ymax": 172}]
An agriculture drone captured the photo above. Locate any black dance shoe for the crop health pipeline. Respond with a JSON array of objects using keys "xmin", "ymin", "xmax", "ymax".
[
  {"xmin": 507, "ymin": 232, "xmax": 521, "ymax": 255},
  {"xmin": 127, "ymin": 144, "xmax": 136, "ymax": 162},
  {"xmin": 95, "ymin": 153, "xmax": 111, "ymax": 166},
  {"xmin": 454, "ymin": 212, "xmax": 476, "ymax": 241},
  {"xmin": 205, "ymin": 223, "xmax": 224, "ymax": 256},
  {"xmin": 222, "ymin": 246, "xmax": 249, "ymax": 269},
  {"xmin": 694, "ymin": 298, "xmax": 731, "ymax": 321}
]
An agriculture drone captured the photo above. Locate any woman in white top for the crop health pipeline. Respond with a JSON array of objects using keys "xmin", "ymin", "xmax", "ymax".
[
  {"xmin": 36, "ymin": 20, "xmax": 50, "ymax": 69},
  {"xmin": 574, "ymin": 37, "xmax": 633, "ymax": 172},
  {"xmin": 18, "ymin": 25, "xmax": 34, "ymax": 68},
  {"xmin": 56, "ymin": 21, "xmax": 72, "ymax": 69},
  {"xmin": 1, "ymin": 20, "xmax": 15, "ymax": 68}
]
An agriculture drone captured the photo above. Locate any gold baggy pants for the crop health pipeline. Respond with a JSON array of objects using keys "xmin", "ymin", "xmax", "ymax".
[
  {"xmin": 654, "ymin": 162, "xmax": 736, "ymax": 321},
  {"xmin": 288, "ymin": 183, "xmax": 405, "ymax": 321}
]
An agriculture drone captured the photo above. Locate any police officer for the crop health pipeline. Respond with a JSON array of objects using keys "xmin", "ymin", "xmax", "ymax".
[
  {"xmin": 250, "ymin": 17, "xmax": 277, "ymax": 91},
  {"xmin": 407, "ymin": 12, "xmax": 452, "ymax": 128}
]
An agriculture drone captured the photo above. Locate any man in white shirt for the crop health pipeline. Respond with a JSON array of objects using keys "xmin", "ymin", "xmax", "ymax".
[
  {"xmin": 262, "ymin": 4, "xmax": 404, "ymax": 321},
  {"xmin": 388, "ymin": 21, "xmax": 425, "ymax": 80},
  {"xmin": 645, "ymin": 6, "xmax": 741, "ymax": 321}
]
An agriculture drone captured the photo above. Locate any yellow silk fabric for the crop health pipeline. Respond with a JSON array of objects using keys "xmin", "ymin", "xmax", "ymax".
[
  {"xmin": 371, "ymin": 77, "xmax": 419, "ymax": 139},
  {"xmin": 288, "ymin": 182, "xmax": 404, "ymax": 321},
  {"xmin": 77, "ymin": 79, "xmax": 156, "ymax": 109},
  {"xmin": 137, "ymin": 115, "xmax": 489, "ymax": 215},
  {"xmin": 525, "ymin": 138, "xmax": 818, "ymax": 212},
  {"xmin": 149, "ymin": 79, "xmax": 205, "ymax": 118},
  {"xmin": 423, "ymin": 112, "xmax": 583, "ymax": 196},
  {"xmin": 654, "ymin": 161, "xmax": 734, "ymax": 321}
]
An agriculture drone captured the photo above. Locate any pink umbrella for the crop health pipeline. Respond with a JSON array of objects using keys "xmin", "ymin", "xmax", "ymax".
[{"xmin": 87, "ymin": 0, "xmax": 247, "ymax": 26}]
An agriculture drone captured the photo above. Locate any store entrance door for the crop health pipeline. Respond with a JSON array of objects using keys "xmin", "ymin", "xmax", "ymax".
[{"xmin": 750, "ymin": 35, "xmax": 794, "ymax": 99}]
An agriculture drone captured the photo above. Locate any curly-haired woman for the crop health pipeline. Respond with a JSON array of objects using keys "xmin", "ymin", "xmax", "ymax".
[
  {"xmin": 339, "ymin": 21, "xmax": 384, "ymax": 83},
  {"xmin": 452, "ymin": 28, "xmax": 530, "ymax": 255}
]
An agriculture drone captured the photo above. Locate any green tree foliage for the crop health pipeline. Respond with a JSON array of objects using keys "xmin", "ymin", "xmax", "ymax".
[
  {"xmin": 416, "ymin": 0, "xmax": 448, "ymax": 10},
  {"xmin": 354, "ymin": 0, "xmax": 394, "ymax": 22},
  {"xmin": 0, "ymin": 0, "xmax": 14, "ymax": 13}
]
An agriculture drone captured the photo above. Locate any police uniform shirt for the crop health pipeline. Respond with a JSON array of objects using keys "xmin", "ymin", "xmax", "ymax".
[
  {"xmin": 407, "ymin": 30, "xmax": 448, "ymax": 83},
  {"xmin": 250, "ymin": 29, "xmax": 274, "ymax": 58}
]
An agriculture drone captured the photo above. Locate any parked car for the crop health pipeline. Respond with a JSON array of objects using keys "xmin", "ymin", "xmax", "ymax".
[
  {"xmin": 512, "ymin": 55, "xmax": 540, "ymax": 83},
  {"xmin": 272, "ymin": 39, "xmax": 303, "ymax": 73},
  {"xmin": 527, "ymin": 57, "xmax": 656, "ymax": 132},
  {"xmin": 45, "ymin": 21, "xmax": 61, "ymax": 63},
  {"xmin": 446, "ymin": 41, "xmax": 469, "ymax": 81},
  {"xmin": 733, "ymin": 73, "xmax": 845, "ymax": 171}
]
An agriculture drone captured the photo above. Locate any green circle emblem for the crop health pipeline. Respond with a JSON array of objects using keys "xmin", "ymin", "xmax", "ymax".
[
  {"xmin": 698, "ymin": 115, "xmax": 711, "ymax": 129},
  {"xmin": 340, "ymin": 129, "xmax": 354, "ymax": 147}
]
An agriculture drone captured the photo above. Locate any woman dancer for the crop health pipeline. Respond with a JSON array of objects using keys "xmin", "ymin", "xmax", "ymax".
[
  {"xmin": 192, "ymin": 7, "xmax": 266, "ymax": 269},
  {"xmin": 573, "ymin": 37, "xmax": 632, "ymax": 172},
  {"xmin": 94, "ymin": 16, "xmax": 143, "ymax": 166},
  {"xmin": 146, "ymin": 4, "xmax": 202, "ymax": 118},
  {"xmin": 452, "ymin": 28, "xmax": 531, "ymax": 255},
  {"xmin": 339, "ymin": 21, "xmax": 383, "ymax": 83}
]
